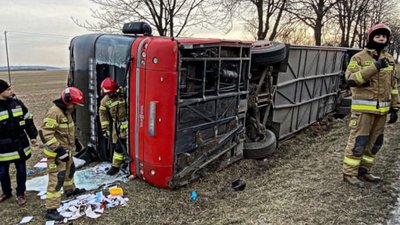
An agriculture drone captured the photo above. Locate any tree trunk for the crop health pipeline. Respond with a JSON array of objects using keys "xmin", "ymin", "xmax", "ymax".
[
  {"xmin": 315, "ymin": 20, "xmax": 323, "ymax": 46},
  {"xmin": 169, "ymin": 13, "xmax": 174, "ymax": 37},
  {"xmin": 256, "ymin": 1, "xmax": 264, "ymax": 40}
]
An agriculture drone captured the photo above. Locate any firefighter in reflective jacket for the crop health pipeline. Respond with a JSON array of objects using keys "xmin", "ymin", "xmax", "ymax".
[
  {"xmin": 99, "ymin": 77, "xmax": 128, "ymax": 176},
  {"xmin": 0, "ymin": 79, "xmax": 37, "ymax": 206},
  {"xmin": 342, "ymin": 23, "xmax": 400, "ymax": 188},
  {"xmin": 41, "ymin": 87, "xmax": 86, "ymax": 221}
]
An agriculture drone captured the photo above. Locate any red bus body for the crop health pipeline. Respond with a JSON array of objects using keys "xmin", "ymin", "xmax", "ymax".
[
  {"xmin": 129, "ymin": 37, "xmax": 178, "ymax": 187},
  {"xmin": 128, "ymin": 37, "xmax": 250, "ymax": 188},
  {"xmin": 70, "ymin": 25, "xmax": 350, "ymax": 189}
]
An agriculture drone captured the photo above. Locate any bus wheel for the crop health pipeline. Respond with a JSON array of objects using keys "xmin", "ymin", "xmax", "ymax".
[
  {"xmin": 251, "ymin": 41, "xmax": 287, "ymax": 67},
  {"xmin": 244, "ymin": 129, "xmax": 277, "ymax": 159}
]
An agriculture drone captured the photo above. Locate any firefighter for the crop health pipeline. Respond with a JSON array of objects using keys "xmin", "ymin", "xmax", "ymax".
[
  {"xmin": 99, "ymin": 77, "xmax": 128, "ymax": 176},
  {"xmin": 41, "ymin": 87, "xmax": 86, "ymax": 220},
  {"xmin": 342, "ymin": 23, "xmax": 399, "ymax": 188},
  {"xmin": 0, "ymin": 79, "xmax": 37, "ymax": 206}
]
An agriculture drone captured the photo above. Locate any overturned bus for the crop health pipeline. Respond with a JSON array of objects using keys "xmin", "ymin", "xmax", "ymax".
[{"xmin": 69, "ymin": 22, "xmax": 352, "ymax": 188}]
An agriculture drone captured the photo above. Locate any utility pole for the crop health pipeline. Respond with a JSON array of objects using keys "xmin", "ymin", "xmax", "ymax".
[{"xmin": 4, "ymin": 31, "xmax": 11, "ymax": 84}]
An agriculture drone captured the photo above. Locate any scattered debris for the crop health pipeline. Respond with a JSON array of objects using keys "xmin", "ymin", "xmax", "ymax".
[
  {"xmin": 26, "ymin": 167, "xmax": 45, "ymax": 175},
  {"xmin": 44, "ymin": 218, "xmax": 69, "ymax": 224},
  {"xmin": 231, "ymin": 179, "xmax": 246, "ymax": 191},
  {"xmin": 37, "ymin": 190, "xmax": 46, "ymax": 200},
  {"xmin": 191, "ymin": 191, "xmax": 197, "ymax": 201},
  {"xmin": 19, "ymin": 216, "xmax": 33, "ymax": 224},
  {"xmin": 73, "ymin": 157, "xmax": 86, "ymax": 168},
  {"xmin": 26, "ymin": 162, "xmax": 128, "ymax": 192},
  {"xmin": 57, "ymin": 189, "xmax": 129, "ymax": 221},
  {"xmin": 33, "ymin": 158, "xmax": 47, "ymax": 168},
  {"xmin": 109, "ymin": 187, "xmax": 123, "ymax": 196},
  {"xmin": 27, "ymin": 157, "xmax": 86, "ymax": 176},
  {"xmin": 95, "ymin": 164, "xmax": 110, "ymax": 174}
]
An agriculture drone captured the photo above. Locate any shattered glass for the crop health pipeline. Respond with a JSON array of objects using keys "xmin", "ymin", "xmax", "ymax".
[{"xmin": 26, "ymin": 162, "xmax": 128, "ymax": 192}]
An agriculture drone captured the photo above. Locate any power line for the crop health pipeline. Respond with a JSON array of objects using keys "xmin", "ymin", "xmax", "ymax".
[
  {"xmin": 6, "ymin": 30, "xmax": 73, "ymax": 38},
  {"xmin": 0, "ymin": 30, "xmax": 74, "ymax": 44},
  {"xmin": 5, "ymin": 39, "xmax": 71, "ymax": 44},
  {"xmin": 5, "ymin": 35, "xmax": 71, "ymax": 40}
]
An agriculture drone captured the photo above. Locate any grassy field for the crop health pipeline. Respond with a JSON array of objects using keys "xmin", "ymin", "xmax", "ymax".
[{"xmin": 0, "ymin": 70, "xmax": 400, "ymax": 225}]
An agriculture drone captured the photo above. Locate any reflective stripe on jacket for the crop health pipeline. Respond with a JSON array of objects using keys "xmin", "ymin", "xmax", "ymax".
[
  {"xmin": 41, "ymin": 102, "xmax": 75, "ymax": 157},
  {"xmin": 0, "ymin": 98, "xmax": 37, "ymax": 163},
  {"xmin": 99, "ymin": 92, "xmax": 127, "ymax": 143},
  {"xmin": 345, "ymin": 48, "xmax": 400, "ymax": 114}
]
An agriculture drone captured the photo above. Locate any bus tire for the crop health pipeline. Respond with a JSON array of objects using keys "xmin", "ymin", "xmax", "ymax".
[
  {"xmin": 244, "ymin": 129, "xmax": 277, "ymax": 159},
  {"xmin": 251, "ymin": 41, "xmax": 287, "ymax": 67}
]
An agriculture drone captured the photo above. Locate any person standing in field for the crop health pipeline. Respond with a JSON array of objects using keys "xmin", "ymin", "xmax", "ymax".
[
  {"xmin": 342, "ymin": 23, "xmax": 399, "ymax": 188},
  {"xmin": 40, "ymin": 87, "xmax": 86, "ymax": 220},
  {"xmin": 0, "ymin": 79, "xmax": 37, "ymax": 206}
]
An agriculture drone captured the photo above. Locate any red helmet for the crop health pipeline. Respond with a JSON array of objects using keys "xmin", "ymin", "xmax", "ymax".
[
  {"xmin": 61, "ymin": 87, "xmax": 85, "ymax": 106},
  {"xmin": 101, "ymin": 77, "xmax": 118, "ymax": 94},
  {"xmin": 366, "ymin": 23, "xmax": 391, "ymax": 45}
]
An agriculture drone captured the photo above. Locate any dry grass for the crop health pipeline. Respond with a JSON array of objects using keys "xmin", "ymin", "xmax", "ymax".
[{"xmin": 0, "ymin": 71, "xmax": 399, "ymax": 225}]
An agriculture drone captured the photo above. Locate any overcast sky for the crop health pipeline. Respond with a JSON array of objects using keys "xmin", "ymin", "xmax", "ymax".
[
  {"xmin": 0, "ymin": 0, "xmax": 245, "ymax": 67},
  {"xmin": 0, "ymin": 0, "xmax": 100, "ymax": 67}
]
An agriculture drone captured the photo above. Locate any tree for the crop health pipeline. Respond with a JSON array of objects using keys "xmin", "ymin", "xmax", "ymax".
[
  {"xmin": 350, "ymin": 0, "xmax": 398, "ymax": 47},
  {"xmin": 321, "ymin": 22, "xmax": 341, "ymax": 45},
  {"xmin": 334, "ymin": 0, "xmax": 369, "ymax": 47},
  {"xmin": 387, "ymin": 19, "xmax": 400, "ymax": 63},
  {"xmin": 242, "ymin": 14, "xmax": 302, "ymax": 42},
  {"xmin": 367, "ymin": 0, "xmax": 397, "ymax": 24},
  {"xmin": 73, "ymin": 0, "xmax": 233, "ymax": 37},
  {"xmin": 285, "ymin": 0, "xmax": 337, "ymax": 46},
  {"xmin": 278, "ymin": 22, "xmax": 314, "ymax": 45},
  {"xmin": 245, "ymin": 0, "xmax": 289, "ymax": 40}
]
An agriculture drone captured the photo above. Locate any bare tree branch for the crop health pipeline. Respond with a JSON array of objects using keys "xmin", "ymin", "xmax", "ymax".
[
  {"xmin": 231, "ymin": 0, "xmax": 290, "ymax": 41},
  {"xmin": 285, "ymin": 0, "xmax": 338, "ymax": 45},
  {"xmin": 72, "ymin": 0, "xmax": 233, "ymax": 37}
]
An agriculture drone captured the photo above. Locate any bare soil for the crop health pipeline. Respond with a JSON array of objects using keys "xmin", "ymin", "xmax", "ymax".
[{"xmin": 0, "ymin": 71, "xmax": 399, "ymax": 225}]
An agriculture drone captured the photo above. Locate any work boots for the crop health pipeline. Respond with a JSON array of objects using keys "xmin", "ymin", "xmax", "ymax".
[
  {"xmin": 0, "ymin": 194, "xmax": 12, "ymax": 203},
  {"xmin": 343, "ymin": 175, "xmax": 365, "ymax": 188},
  {"xmin": 107, "ymin": 166, "xmax": 120, "ymax": 176},
  {"xmin": 361, "ymin": 173, "xmax": 382, "ymax": 183},
  {"xmin": 46, "ymin": 209, "xmax": 64, "ymax": 221},
  {"xmin": 16, "ymin": 195, "xmax": 26, "ymax": 206},
  {"xmin": 358, "ymin": 167, "xmax": 382, "ymax": 183}
]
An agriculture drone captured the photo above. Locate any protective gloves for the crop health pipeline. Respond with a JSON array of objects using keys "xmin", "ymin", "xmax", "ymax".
[
  {"xmin": 102, "ymin": 130, "xmax": 110, "ymax": 138},
  {"xmin": 388, "ymin": 107, "xmax": 399, "ymax": 124},
  {"xmin": 374, "ymin": 58, "xmax": 389, "ymax": 70},
  {"xmin": 55, "ymin": 146, "xmax": 69, "ymax": 162}
]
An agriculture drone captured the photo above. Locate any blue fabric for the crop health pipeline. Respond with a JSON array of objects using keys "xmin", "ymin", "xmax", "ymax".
[{"xmin": 0, "ymin": 160, "xmax": 27, "ymax": 196}]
